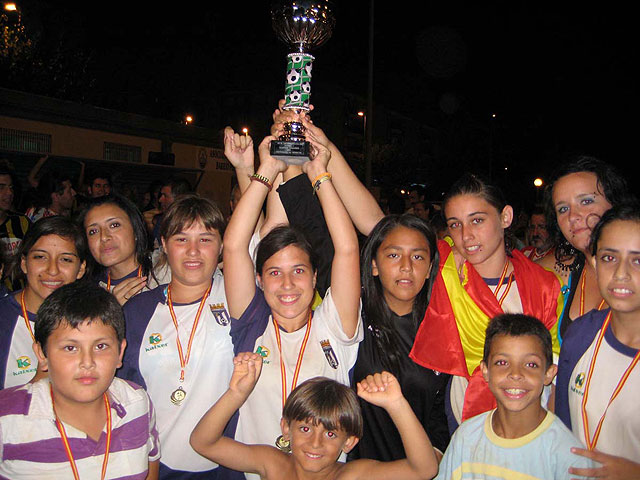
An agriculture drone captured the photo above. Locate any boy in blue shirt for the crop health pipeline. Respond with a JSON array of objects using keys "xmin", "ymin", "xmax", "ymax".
[{"xmin": 436, "ymin": 313, "xmax": 595, "ymax": 479}]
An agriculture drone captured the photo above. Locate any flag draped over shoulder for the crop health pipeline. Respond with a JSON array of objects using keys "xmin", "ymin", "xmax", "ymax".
[{"xmin": 409, "ymin": 239, "xmax": 562, "ymax": 421}]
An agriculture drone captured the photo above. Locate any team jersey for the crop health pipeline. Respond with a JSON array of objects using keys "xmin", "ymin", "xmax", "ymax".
[
  {"xmin": 119, "ymin": 269, "xmax": 233, "ymax": 476},
  {"xmin": 557, "ymin": 308, "xmax": 640, "ymax": 461},
  {"xmin": 0, "ymin": 293, "xmax": 38, "ymax": 389}
]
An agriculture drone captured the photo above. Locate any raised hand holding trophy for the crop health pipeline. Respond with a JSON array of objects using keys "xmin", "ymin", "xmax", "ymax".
[{"xmin": 270, "ymin": 1, "xmax": 335, "ymax": 164}]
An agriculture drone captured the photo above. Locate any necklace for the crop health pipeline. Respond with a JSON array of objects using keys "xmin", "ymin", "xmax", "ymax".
[
  {"xmin": 50, "ymin": 385, "xmax": 112, "ymax": 479},
  {"xmin": 580, "ymin": 311, "xmax": 640, "ymax": 450},
  {"xmin": 272, "ymin": 312, "xmax": 312, "ymax": 453},
  {"xmin": 166, "ymin": 282, "xmax": 212, "ymax": 406}
]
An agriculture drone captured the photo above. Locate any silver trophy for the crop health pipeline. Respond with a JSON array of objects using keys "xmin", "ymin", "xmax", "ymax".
[{"xmin": 270, "ymin": 1, "xmax": 335, "ymax": 164}]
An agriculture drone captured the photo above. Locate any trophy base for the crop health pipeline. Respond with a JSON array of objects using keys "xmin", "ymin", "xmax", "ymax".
[{"xmin": 270, "ymin": 140, "xmax": 310, "ymax": 165}]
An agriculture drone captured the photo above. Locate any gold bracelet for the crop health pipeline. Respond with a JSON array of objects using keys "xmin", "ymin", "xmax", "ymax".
[
  {"xmin": 312, "ymin": 173, "xmax": 332, "ymax": 195},
  {"xmin": 248, "ymin": 173, "xmax": 273, "ymax": 191}
]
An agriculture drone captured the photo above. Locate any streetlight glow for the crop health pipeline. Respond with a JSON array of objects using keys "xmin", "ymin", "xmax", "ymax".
[
  {"xmin": 4, "ymin": 3, "xmax": 17, "ymax": 11},
  {"xmin": 534, "ymin": 178, "xmax": 543, "ymax": 187},
  {"xmin": 357, "ymin": 111, "xmax": 365, "ymax": 117}
]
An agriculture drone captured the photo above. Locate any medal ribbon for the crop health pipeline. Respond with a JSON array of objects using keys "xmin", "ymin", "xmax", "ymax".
[
  {"xmin": 494, "ymin": 261, "xmax": 514, "ymax": 307},
  {"xmin": 579, "ymin": 271, "xmax": 607, "ymax": 316},
  {"xmin": 106, "ymin": 265, "xmax": 143, "ymax": 291},
  {"xmin": 167, "ymin": 283, "xmax": 212, "ymax": 382},
  {"xmin": 20, "ymin": 290, "xmax": 35, "ymax": 343},
  {"xmin": 273, "ymin": 313, "xmax": 312, "ymax": 408},
  {"xmin": 50, "ymin": 385, "xmax": 112, "ymax": 480},
  {"xmin": 581, "ymin": 311, "xmax": 640, "ymax": 450}
]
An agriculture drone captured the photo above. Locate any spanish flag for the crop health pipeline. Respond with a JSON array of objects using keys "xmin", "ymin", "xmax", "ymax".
[{"xmin": 409, "ymin": 239, "xmax": 562, "ymax": 421}]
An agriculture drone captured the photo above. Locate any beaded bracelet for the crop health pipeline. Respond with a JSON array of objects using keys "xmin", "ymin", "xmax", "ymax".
[
  {"xmin": 312, "ymin": 173, "xmax": 332, "ymax": 195},
  {"xmin": 249, "ymin": 173, "xmax": 273, "ymax": 191}
]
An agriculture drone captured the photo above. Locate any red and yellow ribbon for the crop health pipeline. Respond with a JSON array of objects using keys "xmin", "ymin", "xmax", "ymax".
[
  {"xmin": 581, "ymin": 311, "xmax": 640, "ymax": 450},
  {"xmin": 273, "ymin": 313, "xmax": 312, "ymax": 408},
  {"xmin": 50, "ymin": 385, "xmax": 112, "ymax": 480},
  {"xmin": 20, "ymin": 290, "xmax": 35, "ymax": 343},
  {"xmin": 106, "ymin": 265, "xmax": 143, "ymax": 292},
  {"xmin": 167, "ymin": 283, "xmax": 212, "ymax": 382}
]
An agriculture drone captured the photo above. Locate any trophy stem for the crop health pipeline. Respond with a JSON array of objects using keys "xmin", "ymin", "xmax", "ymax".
[{"xmin": 283, "ymin": 53, "xmax": 314, "ymax": 112}]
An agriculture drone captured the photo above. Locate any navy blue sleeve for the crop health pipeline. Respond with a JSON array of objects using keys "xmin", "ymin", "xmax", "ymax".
[
  {"xmin": 229, "ymin": 288, "xmax": 270, "ymax": 356},
  {"xmin": 555, "ymin": 309, "xmax": 606, "ymax": 429},
  {"xmin": 0, "ymin": 296, "xmax": 20, "ymax": 390}
]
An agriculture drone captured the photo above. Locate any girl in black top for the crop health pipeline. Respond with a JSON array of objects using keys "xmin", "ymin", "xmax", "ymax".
[{"xmin": 349, "ymin": 215, "xmax": 450, "ymax": 462}]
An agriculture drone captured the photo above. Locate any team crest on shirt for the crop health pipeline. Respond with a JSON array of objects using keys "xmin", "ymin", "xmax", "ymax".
[
  {"xmin": 320, "ymin": 339, "xmax": 339, "ymax": 369},
  {"xmin": 210, "ymin": 303, "xmax": 230, "ymax": 326},
  {"xmin": 570, "ymin": 372, "xmax": 586, "ymax": 396},
  {"xmin": 256, "ymin": 345, "xmax": 271, "ymax": 364}
]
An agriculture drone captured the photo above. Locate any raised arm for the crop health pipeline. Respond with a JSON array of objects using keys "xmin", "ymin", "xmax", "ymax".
[
  {"xmin": 271, "ymin": 101, "xmax": 384, "ymax": 235},
  {"xmin": 190, "ymin": 353, "xmax": 274, "ymax": 477},
  {"xmin": 351, "ymin": 372, "xmax": 438, "ymax": 480},
  {"xmin": 223, "ymin": 136, "xmax": 287, "ymax": 318},
  {"xmin": 223, "ymin": 127, "xmax": 255, "ymax": 195},
  {"xmin": 302, "ymin": 135, "xmax": 360, "ymax": 338}
]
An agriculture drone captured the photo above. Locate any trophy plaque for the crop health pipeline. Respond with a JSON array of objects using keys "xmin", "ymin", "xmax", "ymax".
[{"xmin": 270, "ymin": 1, "xmax": 336, "ymax": 164}]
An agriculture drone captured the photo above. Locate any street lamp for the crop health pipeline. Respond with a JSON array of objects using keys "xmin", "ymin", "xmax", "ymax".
[
  {"xmin": 184, "ymin": 115, "xmax": 193, "ymax": 125},
  {"xmin": 534, "ymin": 177, "xmax": 543, "ymax": 202},
  {"xmin": 242, "ymin": 127, "xmax": 249, "ymax": 138},
  {"xmin": 3, "ymin": 3, "xmax": 17, "ymax": 11}
]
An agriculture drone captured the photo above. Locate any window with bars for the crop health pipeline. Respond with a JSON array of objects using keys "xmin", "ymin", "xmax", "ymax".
[
  {"xmin": 103, "ymin": 142, "xmax": 142, "ymax": 163},
  {"xmin": 0, "ymin": 128, "xmax": 51, "ymax": 154}
]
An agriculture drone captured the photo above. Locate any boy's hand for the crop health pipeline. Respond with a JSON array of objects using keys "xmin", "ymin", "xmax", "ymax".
[
  {"xmin": 356, "ymin": 371, "xmax": 404, "ymax": 410},
  {"xmin": 569, "ymin": 448, "xmax": 640, "ymax": 479},
  {"xmin": 229, "ymin": 352, "xmax": 263, "ymax": 398},
  {"xmin": 224, "ymin": 127, "xmax": 254, "ymax": 171}
]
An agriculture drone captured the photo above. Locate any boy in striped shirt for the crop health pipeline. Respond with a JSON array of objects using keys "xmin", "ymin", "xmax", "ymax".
[{"xmin": 0, "ymin": 281, "xmax": 159, "ymax": 479}]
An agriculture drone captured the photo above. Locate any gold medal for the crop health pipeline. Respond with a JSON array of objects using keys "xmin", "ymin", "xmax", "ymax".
[
  {"xmin": 170, "ymin": 386, "xmax": 187, "ymax": 406},
  {"xmin": 275, "ymin": 434, "xmax": 291, "ymax": 453}
]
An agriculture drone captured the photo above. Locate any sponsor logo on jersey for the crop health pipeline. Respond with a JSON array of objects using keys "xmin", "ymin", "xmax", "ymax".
[
  {"xmin": 256, "ymin": 345, "xmax": 270, "ymax": 364},
  {"xmin": 570, "ymin": 372, "xmax": 586, "ymax": 396},
  {"xmin": 16, "ymin": 356, "xmax": 31, "ymax": 369},
  {"xmin": 145, "ymin": 333, "xmax": 168, "ymax": 352},
  {"xmin": 149, "ymin": 333, "xmax": 163, "ymax": 345}
]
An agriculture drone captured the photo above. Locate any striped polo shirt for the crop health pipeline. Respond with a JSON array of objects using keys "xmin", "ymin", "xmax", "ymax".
[{"xmin": 0, "ymin": 377, "xmax": 160, "ymax": 479}]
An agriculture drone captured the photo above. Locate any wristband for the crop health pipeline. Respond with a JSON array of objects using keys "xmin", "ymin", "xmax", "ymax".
[
  {"xmin": 249, "ymin": 173, "xmax": 273, "ymax": 191},
  {"xmin": 312, "ymin": 173, "xmax": 332, "ymax": 195}
]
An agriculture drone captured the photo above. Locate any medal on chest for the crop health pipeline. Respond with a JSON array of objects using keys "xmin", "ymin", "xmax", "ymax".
[
  {"xmin": 272, "ymin": 314, "xmax": 312, "ymax": 452},
  {"xmin": 167, "ymin": 283, "xmax": 212, "ymax": 406}
]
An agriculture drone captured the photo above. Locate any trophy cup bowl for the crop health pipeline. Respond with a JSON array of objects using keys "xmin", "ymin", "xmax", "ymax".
[{"xmin": 270, "ymin": 1, "xmax": 335, "ymax": 164}]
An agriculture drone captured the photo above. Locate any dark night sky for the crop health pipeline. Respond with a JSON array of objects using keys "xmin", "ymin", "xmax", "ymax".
[{"xmin": 7, "ymin": 2, "xmax": 638, "ymax": 200}]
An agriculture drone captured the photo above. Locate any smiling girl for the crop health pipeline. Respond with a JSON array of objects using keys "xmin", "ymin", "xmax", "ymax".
[
  {"xmin": 78, "ymin": 194, "xmax": 153, "ymax": 305},
  {"xmin": 409, "ymin": 174, "xmax": 563, "ymax": 426},
  {"xmin": 539, "ymin": 156, "xmax": 634, "ymax": 341},
  {"xmin": 0, "ymin": 216, "xmax": 87, "ymax": 388},
  {"xmin": 118, "ymin": 193, "xmax": 234, "ymax": 478},
  {"xmin": 221, "ymin": 134, "xmax": 361, "ymax": 479},
  {"xmin": 556, "ymin": 204, "xmax": 640, "ymax": 478}
]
